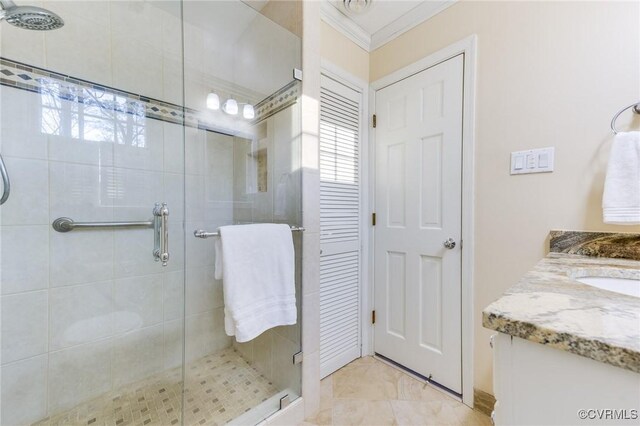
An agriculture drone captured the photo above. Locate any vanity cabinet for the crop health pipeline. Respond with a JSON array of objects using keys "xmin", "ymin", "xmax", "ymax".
[{"xmin": 491, "ymin": 333, "xmax": 640, "ymax": 426}]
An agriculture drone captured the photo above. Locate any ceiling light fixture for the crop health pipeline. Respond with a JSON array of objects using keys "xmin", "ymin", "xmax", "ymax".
[
  {"xmin": 243, "ymin": 104, "xmax": 255, "ymax": 120},
  {"xmin": 343, "ymin": 0, "xmax": 371, "ymax": 14},
  {"xmin": 207, "ymin": 92, "xmax": 255, "ymax": 120},
  {"xmin": 206, "ymin": 92, "xmax": 220, "ymax": 110},
  {"xmin": 222, "ymin": 98, "xmax": 238, "ymax": 115}
]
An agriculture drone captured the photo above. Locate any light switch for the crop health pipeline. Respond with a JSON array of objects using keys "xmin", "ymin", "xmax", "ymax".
[
  {"xmin": 526, "ymin": 154, "xmax": 536, "ymax": 169},
  {"xmin": 538, "ymin": 152, "xmax": 549, "ymax": 168},
  {"xmin": 514, "ymin": 155, "xmax": 524, "ymax": 170},
  {"xmin": 511, "ymin": 147, "xmax": 554, "ymax": 175}
]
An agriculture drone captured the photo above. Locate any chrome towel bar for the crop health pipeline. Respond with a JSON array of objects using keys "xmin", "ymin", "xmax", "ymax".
[{"xmin": 193, "ymin": 226, "xmax": 305, "ymax": 239}]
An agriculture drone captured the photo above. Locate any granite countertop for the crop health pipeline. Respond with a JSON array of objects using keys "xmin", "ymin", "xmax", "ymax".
[{"xmin": 483, "ymin": 252, "xmax": 640, "ymax": 373}]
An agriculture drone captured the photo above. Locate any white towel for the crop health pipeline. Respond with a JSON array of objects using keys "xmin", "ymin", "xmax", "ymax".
[
  {"xmin": 603, "ymin": 131, "xmax": 640, "ymax": 224},
  {"xmin": 214, "ymin": 223, "xmax": 296, "ymax": 342}
]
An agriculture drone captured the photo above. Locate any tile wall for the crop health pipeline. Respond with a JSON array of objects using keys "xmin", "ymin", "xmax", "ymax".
[
  {"xmin": 231, "ymin": 105, "xmax": 303, "ymax": 396},
  {"xmin": 0, "ymin": 1, "xmax": 304, "ymax": 424},
  {"xmin": 0, "ymin": 85, "xmax": 188, "ymax": 425},
  {"xmin": 0, "ymin": 1, "xmax": 300, "ymax": 110}
]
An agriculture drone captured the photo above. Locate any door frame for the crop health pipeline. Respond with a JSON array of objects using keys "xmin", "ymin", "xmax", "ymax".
[
  {"xmin": 320, "ymin": 58, "xmax": 371, "ymax": 372},
  {"xmin": 366, "ymin": 35, "xmax": 477, "ymax": 407}
]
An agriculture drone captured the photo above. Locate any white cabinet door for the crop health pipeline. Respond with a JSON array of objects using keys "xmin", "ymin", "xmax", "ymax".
[
  {"xmin": 493, "ymin": 333, "xmax": 640, "ymax": 425},
  {"xmin": 319, "ymin": 74, "xmax": 362, "ymax": 378},
  {"xmin": 374, "ymin": 54, "xmax": 464, "ymax": 393}
]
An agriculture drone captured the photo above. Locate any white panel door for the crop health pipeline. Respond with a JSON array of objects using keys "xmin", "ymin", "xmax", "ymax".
[
  {"xmin": 374, "ymin": 54, "xmax": 464, "ymax": 393},
  {"xmin": 319, "ymin": 74, "xmax": 362, "ymax": 378}
]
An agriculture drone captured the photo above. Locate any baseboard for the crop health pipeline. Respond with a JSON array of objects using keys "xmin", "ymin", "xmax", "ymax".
[{"xmin": 473, "ymin": 388, "xmax": 496, "ymax": 416}]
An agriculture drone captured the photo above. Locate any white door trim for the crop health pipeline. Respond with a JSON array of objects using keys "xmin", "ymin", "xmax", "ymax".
[
  {"xmin": 320, "ymin": 58, "xmax": 371, "ymax": 368},
  {"xmin": 368, "ymin": 35, "xmax": 477, "ymax": 407}
]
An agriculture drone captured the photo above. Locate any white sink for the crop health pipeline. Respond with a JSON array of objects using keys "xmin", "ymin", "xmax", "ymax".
[{"xmin": 573, "ymin": 275, "xmax": 640, "ymax": 298}]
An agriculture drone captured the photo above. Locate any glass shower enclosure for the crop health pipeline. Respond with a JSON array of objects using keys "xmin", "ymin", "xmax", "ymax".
[{"xmin": 0, "ymin": 1, "xmax": 302, "ymax": 425}]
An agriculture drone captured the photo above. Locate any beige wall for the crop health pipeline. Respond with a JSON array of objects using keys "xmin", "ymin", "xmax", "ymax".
[
  {"xmin": 321, "ymin": 21, "xmax": 370, "ymax": 82},
  {"xmin": 370, "ymin": 1, "xmax": 640, "ymax": 394},
  {"xmin": 258, "ymin": 0, "xmax": 302, "ymax": 37}
]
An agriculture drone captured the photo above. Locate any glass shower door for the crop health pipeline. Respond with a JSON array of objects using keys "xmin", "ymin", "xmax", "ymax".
[
  {"xmin": 180, "ymin": 1, "xmax": 303, "ymax": 424},
  {"xmin": 0, "ymin": 1, "xmax": 187, "ymax": 424}
]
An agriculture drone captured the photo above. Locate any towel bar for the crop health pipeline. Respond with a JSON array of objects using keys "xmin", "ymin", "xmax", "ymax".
[
  {"xmin": 611, "ymin": 101, "xmax": 640, "ymax": 134},
  {"xmin": 193, "ymin": 226, "xmax": 305, "ymax": 239}
]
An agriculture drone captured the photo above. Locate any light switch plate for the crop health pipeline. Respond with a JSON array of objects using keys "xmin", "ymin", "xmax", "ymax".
[{"xmin": 511, "ymin": 147, "xmax": 554, "ymax": 175}]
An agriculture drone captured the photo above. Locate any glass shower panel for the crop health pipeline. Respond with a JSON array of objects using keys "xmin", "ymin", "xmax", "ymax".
[
  {"xmin": 181, "ymin": 1, "xmax": 302, "ymax": 424},
  {"xmin": 0, "ymin": 1, "xmax": 186, "ymax": 425}
]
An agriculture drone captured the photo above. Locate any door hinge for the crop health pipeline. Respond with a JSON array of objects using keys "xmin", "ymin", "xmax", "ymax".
[
  {"xmin": 280, "ymin": 394, "xmax": 291, "ymax": 410},
  {"xmin": 372, "ymin": 310, "xmax": 376, "ymax": 324},
  {"xmin": 293, "ymin": 351, "xmax": 303, "ymax": 365},
  {"xmin": 372, "ymin": 114, "xmax": 377, "ymax": 128},
  {"xmin": 372, "ymin": 212, "xmax": 376, "ymax": 226}
]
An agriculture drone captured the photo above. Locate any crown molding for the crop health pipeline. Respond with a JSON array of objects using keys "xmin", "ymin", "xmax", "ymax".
[
  {"xmin": 320, "ymin": 0, "xmax": 457, "ymax": 53},
  {"xmin": 369, "ymin": 0, "xmax": 457, "ymax": 50},
  {"xmin": 320, "ymin": 0, "xmax": 371, "ymax": 51}
]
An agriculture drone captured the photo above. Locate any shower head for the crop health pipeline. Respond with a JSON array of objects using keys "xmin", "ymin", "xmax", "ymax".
[{"xmin": 0, "ymin": 0, "xmax": 64, "ymax": 30}]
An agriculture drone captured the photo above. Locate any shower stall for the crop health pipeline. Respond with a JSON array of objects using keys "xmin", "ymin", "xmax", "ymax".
[{"xmin": 0, "ymin": 1, "xmax": 303, "ymax": 425}]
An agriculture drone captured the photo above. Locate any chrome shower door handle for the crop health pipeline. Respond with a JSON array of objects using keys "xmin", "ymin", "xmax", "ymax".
[
  {"xmin": 443, "ymin": 238, "xmax": 456, "ymax": 250},
  {"xmin": 153, "ymin": 202, "xmax": 169, "ymax": 266},
  {"xmin": 0, "ymin": 154, "xmax": 10, "ymax": 205}
]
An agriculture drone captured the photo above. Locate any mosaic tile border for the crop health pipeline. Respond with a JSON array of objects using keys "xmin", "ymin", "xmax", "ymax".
[
  {"xmin": 253, "ymin": 79, "xmax": 300, "ymax": 124},
  {"xmin": 0, "ymin": 57, "xmax": 300, "ymax": 131},
  {"xmin": 549, "ymin": 230, "xmax": 640, "ymax": 261}
]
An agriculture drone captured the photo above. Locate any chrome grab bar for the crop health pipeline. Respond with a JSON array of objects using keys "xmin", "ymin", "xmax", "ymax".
[
  {"xmin": 153, "ymin": 202, "xmax": 169, "ymax": 266},
  {"xmin": 52, "ymin": 202, "xmax": 170, "ymax": 267},
  {"xmin": 52, "ymin": 217, "xmax": 154, "ymax": 232},
  {"xmin": 0, "ymin": 154, "xmax": 10, "ymax": 205},
  {"xmin": 193, "ymin": 225, "xmax": 305, "ymax": 239}
]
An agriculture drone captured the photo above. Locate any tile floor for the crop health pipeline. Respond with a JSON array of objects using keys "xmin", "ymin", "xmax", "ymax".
[
  {"xmin": 33, "ymin": 347, "xmax": 278, "ymax": 426},
  {"xmin": 301, "ymin": 357, "xmax": 491, "ymax": 426},
  {"xmin": 29, "ymin": 352, "xmax": 488, "ymax": 426}
]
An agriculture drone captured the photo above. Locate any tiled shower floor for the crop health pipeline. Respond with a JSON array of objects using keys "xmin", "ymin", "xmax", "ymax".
[{"xmin": 33, "ymin": 347, "xmax": 279, "ymax": 426}]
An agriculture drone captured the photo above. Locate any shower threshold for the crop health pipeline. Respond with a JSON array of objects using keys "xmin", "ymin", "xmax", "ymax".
[{"xmin": 33, "ymin": 347, "xmax": 281, "ymax": 426}]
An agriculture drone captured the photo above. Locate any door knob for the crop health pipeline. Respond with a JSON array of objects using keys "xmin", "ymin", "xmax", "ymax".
[{"xmin": 443, "ymin": 238, "xmax": 456, "ymax": 249}]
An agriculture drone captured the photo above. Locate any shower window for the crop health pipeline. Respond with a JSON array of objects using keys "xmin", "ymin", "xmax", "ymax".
[{"xmin": 40, "ymin": 80, "xmax": 146, "ymax": 147}]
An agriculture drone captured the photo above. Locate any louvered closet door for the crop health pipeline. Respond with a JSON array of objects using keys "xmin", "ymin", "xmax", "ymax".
[{"xmin": 319, "ymin": 75, "xmax": 362, "ymax": 378}]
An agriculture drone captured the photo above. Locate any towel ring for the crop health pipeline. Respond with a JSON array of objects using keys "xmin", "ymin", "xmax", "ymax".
[{"xmin": 611, "ymin": 101, "xmax": 640, "ymax": 134}]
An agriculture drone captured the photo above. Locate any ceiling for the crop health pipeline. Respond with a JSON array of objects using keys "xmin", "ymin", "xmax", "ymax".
[
  {"xmin": 322, "ymin": 0, "xmax": 456, "ymax": 51},
  {"xmin": 337, "ymin": 1, "xmax": 428, "ymax": 34}
]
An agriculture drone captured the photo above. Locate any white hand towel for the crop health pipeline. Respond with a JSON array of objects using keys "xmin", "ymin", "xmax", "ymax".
[
  {"xmin": 603, "ymin": 131, "xmax": 640, "ymax": 224},
  {"xmin": 214, "ymin": 223, "xmax": 296, "ymax": 342}
]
